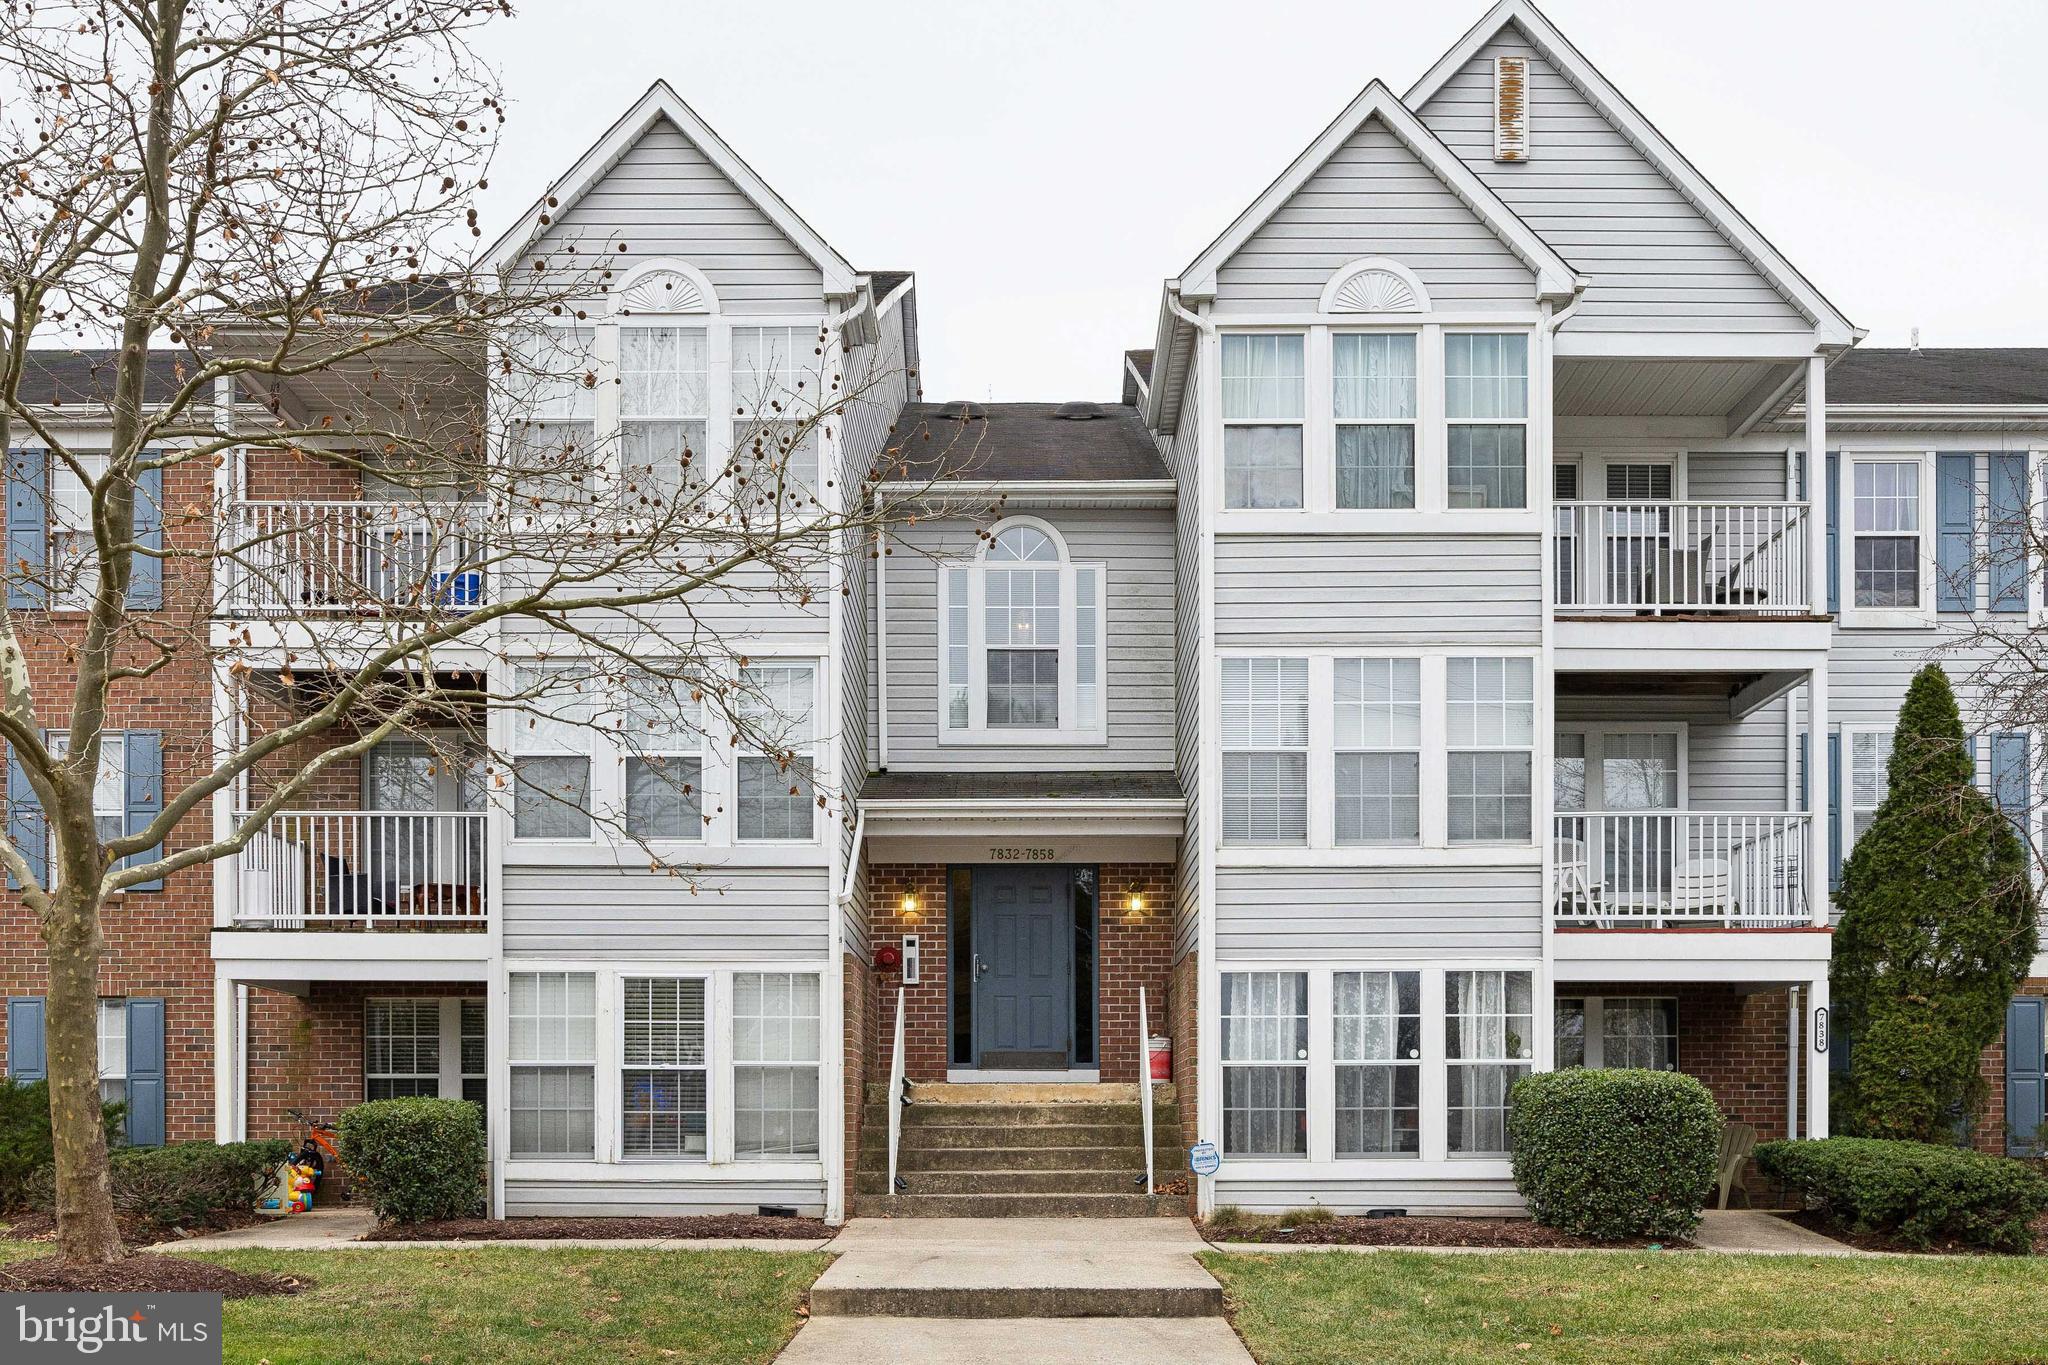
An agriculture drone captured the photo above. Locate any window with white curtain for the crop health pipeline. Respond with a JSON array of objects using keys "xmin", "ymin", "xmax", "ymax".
[
  {"xmin": 1334, "ymin": 971, "xmax": 1421, "ymax": 1157},
  {"xmin": 1221, "ymin": 658, "xmax": 1310, "ymax": 844},
  {"xmin": 1557, "ymin": 996, "xmax": 1678, "ymax": 1071},
  {"xmin": 511, "ymin": 666, "xmax": 597, "ymax": 840},
  {"xmin": 1445, "ymin": 970, "xmax": 1533, "ymax": 1155},
  {"xmin": 509, "ymin": 972, "xmax": 597, "ymax": 1159},
  {"xmin": 96, "ymin": 999, "xmax": 127, "ymax": 1119},
  {"xmin": 1333, "ymin": 659, "xmax": 1422, "ymax": 846},
  {"xmin": 1847, "ymin": 727, "xmax": 1896, "ymax": 846},
  {"xmin": 1444, "ymin": 333, "xmax": 1528, "ymax": 509},
  {"xmin": 618, "ymin": 676, "xmax": 703, "ymax": 841},
  {"xmin": 1852, "ymin": 461, "xmax": 1921, "ymax": 608},
  {"xmin": 621, "ymin": 977, "xmax": 708, "ymax": 1159},
  {"xmin": 1221, "ymin": 971, "xmax": 1308, "ymax": 1156},
  {"xmin": 736, "ymin": 664, "xmax": 817, "ymax": 841},
  {"xmin": 504, "ymin": 327, "xmax": 596, "ymax": 479},
  {"xmin": 46, "ymin": 731, "xmax": 125, "ymax": 845},
  {"xmin": 619, "ymin": 325, "xmax": 709, "ymax": 501},
  {"xmin": 1332, "ymin": 334, "xmax": 1417, "ymax": 510},
  {"xmin": 1222, "ymin": 333, "xmax": 1306, "ymax": 509},
  {"xmin": 1446, "ymin": 658, "xmax": 1535, "ymax": 843},
  {"xmin": 733, "ymin": 325, "xmax": 822, "ymax": 494},
  {"xmin": 938, "ymin": 522, "xmax": 1105, "ymax": 739},
  {"xmin": 365, "ymin": 999, "xmax": 441, "ymax": 1100},
  {"xmin": 732, "ymin": 972, "xmax": 821, "ymax": 1159}
]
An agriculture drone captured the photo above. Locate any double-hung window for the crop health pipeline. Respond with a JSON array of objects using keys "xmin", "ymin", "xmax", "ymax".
[
  {"xmin": 365, "ymin": 1000, "xmax": 441, "ymax": 1100},
  {"xmin": 1333, "ymin": 659, "xmax": 1422, "ymax": 846},
  {"xmin": 47, "ymin": 731, "xmax": 125, "ymax": 846},
  {"xmin": 49, "ymin": 452, "xmax": 108, "ymax": 610},
  {"xmin": 1332, "ymin": 334, "xmax": 1417, "ymax": 509},
  {"xmin": 619, "ymin": 325, "xmax": 709, "ymax": 502},
  {"xmin": 1221, "ymin": 334, "xmax": 1305, "ymax": 509},
  {"xmin": 620, "ymin": 678, "xmax": 703, "ymax": 841},
  {"xmin": 1334, "ymin": 971, "xmax": 1421, "ymax": 1157},
  {"xmin": 1852, "ymin": 460, "xmax": 1921, "ymax": 608},
  {"xmin": 732, "ymin": 972, "xmax": 822, "ymax": 1159},
  {"xmin": 1444, "ymin": 334, "xmax": 1528, "ymax": 509},
  {"xmin": 940, "ymin": 523, "xmax": 1105, "ymax": 738},
  {"xmin": 736, "ymin": 664, "xmax": 817, "ymax": 841},
  {"xmin": 96, "ymin": 999, "xmax": 127, "ymax": 1121},
  {"xmin": 620, "ymin": 977, "xmax": 708, "ymax": 1159},
  {"xmin": 1557, "ymin": 996, "xmax": 1678, "ymax": 1071},
  {"xmin": 1446, "ymin": 658, "xmax": 1535, "ymax": 843},
  {"xmin": 1445, "ymin": 970, "xmax": 1533, "ymax": 1155},
  {"xmin": 511, "ymin": 666, "xmax": 596, "ymax": 840},
  {"xmin": 1221, "ymin": 658, "xmax": 1309, "ymax": 844},
  {"xmin": 732, "ymin": 326, "xmax": 821, "ymax": 494},
  {"xmin": 1221, "ymin": 971, "xmax": 1308, "ymax": 1156},
  {"xmin": 509, "ymin": 972, "xmax": 597, "ymax": 1159},
  {"xmin": 506, "ymin": 327, "xmax": 596, "ymax": 480},
  {"xmin": 1846, "ymin": 726, "xmax": 1896, "ymax": 848},
  {"xmin": 984, "ymin": 526, "xmax": 1062, "ymax": 727},
  {"xmin": 460, "ymin": 999, "xmax": 487, "ymax": 1109}
]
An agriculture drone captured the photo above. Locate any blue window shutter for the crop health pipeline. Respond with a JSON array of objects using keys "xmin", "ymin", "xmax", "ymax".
[
  {"xmin": 2007, "ymin": 996, "xmax": 2045, "ymax": 1158},
  {"xmin": 1936, "ymin": 453, "xmax": 1975, "ymax": 612},
  {"xmin": 1991, "ymin": 732, "xmax": 2030, "ymax": 827},
  {"xmin": 122, "ymin": 730, "xmax": 163, "ymax": 890},
  {"xmin": 1826, "ymin": 729, "xmax": 1842, "ymax": 892},
  {"xmin": 1988, "ymin": 453, "xmax": 2028, "ymax": 612},
  {"xmin": 123, "ymin": 997, "xmax": 165, "ymax": 1147},
  {"xmin": 126, "ymin": 462, "xmax": 162, "ymax": 610},
  {"xmin": 1824, "ymin": 452, "xmax": 1839, "ymax": 614},
  {"xmin": 7, "ymin": 996, "xmax": 46, "ymax": 1080},
  {"xmin": 8, "ymin": 745, "xmax": 47, "ymax": 891},
  {"xmin": 7, "ymin": 447, "xmax": 46, "ymax": 610}
]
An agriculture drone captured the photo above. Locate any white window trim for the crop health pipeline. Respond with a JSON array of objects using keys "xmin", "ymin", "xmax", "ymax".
[
  {"xmin": 1553, "ymin": 723, "xmax": 1690, "ymax": 813},
  {"xmin": 1217, "ymin": 648, "xmax": 1543, "ymax": 865},
  {"xmin": 1212, "ymin": 960, "xmax": 1544, "ymax": 1179},
  {"xmin": 937, "ymin": 518, "xmax": 1109, "ymax": 747},
  {"xmin": 1213, "ymin": 323, "xmax": 1541, "ymax": 533},
  {"xmin": 1839, "ymin": 450, "xmax": 1936, "ymax": 629},
  {"xmin": 1839, "ymin": 722, "xmax": 1896, "ymax": 859},
  {"xmin": 734, "ymin": 659, "xmax": 824, "ymax": 846},
  {"xmin": 1557, "ymin": 995, "xmax": 1680, "ymax": 1071},
  {"xmin": 1330, "ymin": 328, "xmax": 1422, "ymax": 513},
  {"xmin": 364, "ymin": 997, "xmax": 479, "ymax": 1101},
  {"xmin": 500, "ymin": 963, "xmax": 827, "ymax": 1180},
  {"xmin": 2028, "ymin": 450, "xmax": 2048, "ymax": 630}
]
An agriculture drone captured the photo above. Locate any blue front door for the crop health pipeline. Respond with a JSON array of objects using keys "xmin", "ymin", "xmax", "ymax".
[{"xmin": 972, "ymin": 867, "xmax": 1072, "ymax": 1069}]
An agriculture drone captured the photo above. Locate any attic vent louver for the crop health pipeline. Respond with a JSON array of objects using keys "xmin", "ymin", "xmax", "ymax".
[
  {"xmin": 1494, "ymin": 55, "xmax": 1529, "ymax": 162},
  {"xmin": 1054, "ymin": 401, "xmax": 1103, "ymax": 420}
]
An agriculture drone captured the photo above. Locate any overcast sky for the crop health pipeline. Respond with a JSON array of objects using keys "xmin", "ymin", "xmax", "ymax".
[{"xmin": 474, "ymin": 0, "xmax": 2048, "ymax": 401}]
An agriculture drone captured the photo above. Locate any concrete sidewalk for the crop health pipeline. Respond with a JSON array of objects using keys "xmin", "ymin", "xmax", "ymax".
[
  {"xmin": 779, "ymin": 1317, "xmax": 1253, "ymax": 1364},
  {"xmin": 1690, "ymin": 1209, "xmax": 1869, "ymax": 1255}
]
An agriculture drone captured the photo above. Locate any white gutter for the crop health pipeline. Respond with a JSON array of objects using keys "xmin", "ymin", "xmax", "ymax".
[
  {"xmin": 877, "ymin": 479, "xmax": 1177, "ymax": 503},
  {"xmin": 877, "ymin": 522, "xmax": 890, "ymax": 768},
  {"xmin": 836, "ymin": 807, "xmax": 866, "ymax": 905}
]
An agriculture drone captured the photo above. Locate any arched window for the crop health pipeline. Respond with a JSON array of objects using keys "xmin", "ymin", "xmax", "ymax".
[{"xmin": 940, "ymin": 520, "xmax": 1105, "ymax": 741}]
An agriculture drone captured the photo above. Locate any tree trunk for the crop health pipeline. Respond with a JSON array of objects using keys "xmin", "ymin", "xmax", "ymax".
[{"xmin": 44, "ymin": 887, "xmax": 124, "ymax": 1263}]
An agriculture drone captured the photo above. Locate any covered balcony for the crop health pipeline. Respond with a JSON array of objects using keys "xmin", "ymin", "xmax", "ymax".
[
  {"xmin": 232, "ymin": 807, "xmax": 487, "ymax": 929},
  {"xmin": 1552, "ymin": 499, "xmax": 1811, "ymax": 616},
  {"xmin": 220, "ymin": 500, "xmax": 489, "ymax": 618},
  {"xmin": 1552, "ymin": 810, "xmax": 1810, "ymax": 927}
]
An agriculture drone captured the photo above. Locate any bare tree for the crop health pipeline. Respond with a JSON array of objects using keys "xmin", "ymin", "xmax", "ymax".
[{"xmin": 0, "ymin": 0, "xmax": 966, "ymax": 1264}]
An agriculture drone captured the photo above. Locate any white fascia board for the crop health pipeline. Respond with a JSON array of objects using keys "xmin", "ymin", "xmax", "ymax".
[
  {"xmin": 484, "ymin": 80, "xmax": 857, "ymax": 297},
  {"xmin": 862, "ymin": 797, "xmax": 1185, "ymax": 821},
  {"xmin": 1146, "ymin": 287, "xmax": 1194, "ymax": 434},
  {"xmin": 1552, "ymin": 927, "xmax": 1832, "ymax": 981},
  {"xmin": 1176, "ymin": 79, "xmax": 1579, "ymax": 305},
  {"xmin": 878, "ymin": 479, "xmax": 1177, "ymax": 507},
  {"xmin": 1405, "ymin": 1, "xmax": 1856, "ymax": 346},
  {"xmin": 1554, "ymin": 332, "xmax": 1836, "ymax": 362}
]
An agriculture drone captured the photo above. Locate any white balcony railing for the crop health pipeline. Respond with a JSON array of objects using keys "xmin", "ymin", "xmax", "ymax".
[
  {"xmin": 222, "ymin": 501, "xmax": 488, "ymax": 617},
  {"xmin": 1553, "ymin": 501, "xmax": 1810, "ymax": 614},
  {"xmin": 1552, "ymin": 811, "xmax": 1811, "ymax": 927},
  {"xmin": 232, "ymin": 810, "xmax": 488, "ymax": 928}
]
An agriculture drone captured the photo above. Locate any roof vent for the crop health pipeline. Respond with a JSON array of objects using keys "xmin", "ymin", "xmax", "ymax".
[
  {"xmin": 936, "ymin": 400, "xmax": 986, "ymax": 421},
  {"xmin": 1494, "ymin": 55, "xmax": 1529, "ymax": 162},
  {"xmin": 1054, "ymin": 401, "xmax": 1103, "ymax": 420}
]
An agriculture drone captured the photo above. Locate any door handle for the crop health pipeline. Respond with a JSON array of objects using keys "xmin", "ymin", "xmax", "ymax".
[{"xmin": 973, "ymin": 953, "xmax": 989, "ymax": 981}]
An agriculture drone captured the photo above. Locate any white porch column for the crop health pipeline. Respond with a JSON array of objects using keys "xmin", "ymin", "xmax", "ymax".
[
  {"xmin": 212, "ymin": 973, "xmax": 238, "ymax": 1143},
  {"xmin": 1785, "ymin": 984, "xmax": 1802, "ymax": 1141},
  {"xmin": 1806, "ymin": 662, "xmax": 1830, "ymax": 925},
  {"xmin": 1805, "ymin": 354, "xmax": 1827, "ymax": 613},
  {"xmin": 1805, "ymin": 972, "xmax": 1830, "ymax": 1139}
]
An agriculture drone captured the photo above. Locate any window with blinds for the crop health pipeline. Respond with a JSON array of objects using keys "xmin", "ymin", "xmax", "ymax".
[
  {"xmin": 620, "ymin": 977, "xmax": 708, "ymax": 1159},
  {"xmin": 1604, "ymin": 463, "xmax": 1673, "ymax": 501}
]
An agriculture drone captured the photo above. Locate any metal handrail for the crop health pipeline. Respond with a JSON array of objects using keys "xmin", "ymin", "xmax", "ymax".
[
  {"xmin": 1139, "ymin": 985, "xmax": 1156, "ymax": 1196},
  {"xmin": 885, "ymin": 986, "xmax": 907, "ymax": 1196}
]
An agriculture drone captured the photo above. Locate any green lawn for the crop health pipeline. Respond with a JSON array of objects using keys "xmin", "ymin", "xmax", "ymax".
[
  {"xmin": 1204, "ymin": 1248, "xmax": 2048, "ymax": 1365},
  {"xmin": 0, "ymin": 1238, "xmax": 828, "ymax": 1364}
]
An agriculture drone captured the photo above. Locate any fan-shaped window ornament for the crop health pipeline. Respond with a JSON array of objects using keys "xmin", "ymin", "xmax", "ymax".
[
  {"xmin": 1321, "ymin": 258, "xmax": 1431, "ymax": 315},
  {"xmin": 614, "ymin": 261, "xmax": 718, "ymax": 315}
]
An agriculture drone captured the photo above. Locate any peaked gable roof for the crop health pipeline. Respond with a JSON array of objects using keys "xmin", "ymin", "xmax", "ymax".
[
  {"xmin": 1176, "ymin": 79, "xmax": 1579, "ymax": 305},
  {"xmin": 1406, "ymin": 0, "xmax": 1856, "ymax": 346},
  {"xmin": 486, "ymin": 81, "xmax": 858, "ymax": 297}
]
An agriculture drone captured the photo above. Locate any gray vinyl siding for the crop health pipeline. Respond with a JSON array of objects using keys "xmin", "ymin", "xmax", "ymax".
[
  {"xmin": 1212, "ymin": 1175, "xmax": 1522, "ymax": 1217},
  {"xmin": 1555, "ymin": 694, "xmax": 1791, "ymax": 810},
  {"xmin": 500, "ymin": 560, "xmax": 829, "ymax": 648},
  {"xmin": 1214, "ymin": 868, "xmax": 1542, "ymax": 960},
  {"xmin": 1214, "ymin": 117, "xmax": 1535, "ymax": 315},
  {"xmin": 1171, "ymin": 364, "xmax": 1206, "ymax": 961},
  {"xmin": 502, "ymin": 866, "xmax": 830, "ymax": 959},
  {"xmin": 1214, "ymin": 536, "xmax": 1541, "ymax": 648},
  {"xmin": 503, "ymin": 1176, "xmax": 824, "ymax": 1218},
  {"xmin": 1415, "ymin": 31, "xmax": 1811, "ymax": 335},
  {"xmin": 1686, "ymin": 452, "xmax": 1791, "ymax": 504},
  {"xmin": 534, "ymin": 117, "xmax": 825, "ymax": 314},
  {"xmin": 880, "ymin": 507, "xmax": 1177, "ymax": 771}
]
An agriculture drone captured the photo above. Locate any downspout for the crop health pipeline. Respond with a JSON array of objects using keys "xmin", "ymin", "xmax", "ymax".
[{"xmin": 877, "ymin": 522, "xmax": 889, "ymax": 768}]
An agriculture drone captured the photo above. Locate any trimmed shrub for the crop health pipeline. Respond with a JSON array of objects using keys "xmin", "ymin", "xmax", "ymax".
[
  {"xmin": 1757, "ymin": 1137, "xmax": 2048, "ymax": 1252},
  {"xmin": 1509, "ymin": 1068, "xmax": 1721, "ymax": 1241},
  {"xmin": 26, "ymin": 1140, "xmax": 291, "ymax": 1231},
  {"xmin": 337, "ymin": 1098, "xmax": 485, "ymax": 1223},
  {"xmin": 1, "ymin": 1077, "xmax": 126, "ymax": 1212}
]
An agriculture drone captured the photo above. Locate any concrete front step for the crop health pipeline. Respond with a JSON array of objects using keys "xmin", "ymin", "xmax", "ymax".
[
  {"xmin": 856, "ymin": 1168, "xmax": 1151, "ymax": 1196},
  {"xmin": 861, "ymin": 1144, "xmax": 1182, "ymax": 1173},
  {"xmin": 808, "ymin": 1283, "xmax": 1222, "ymax": 1318},
  {"xmin": 856, "ymin": 1191, "xmax": 1189, "ymax": 1218},
  {"xmin": 881, "ymin": 1122, "xmax": 1157, "ymax": 1150},
  {"xmin": 867, "ymin": 1081, "xmax": 1176, "ymax": 1105}
]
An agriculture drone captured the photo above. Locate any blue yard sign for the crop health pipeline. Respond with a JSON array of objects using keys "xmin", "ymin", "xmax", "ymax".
[{"xmin": 1189, "ymin": 1141, "xmax": 1220, "ymax": 1177}]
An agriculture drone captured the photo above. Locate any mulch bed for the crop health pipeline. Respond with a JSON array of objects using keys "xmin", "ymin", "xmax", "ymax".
[
  {"xmin": 0, "ymin": 1254, "xmax": 306, "ymax": 1298},
  {"xmin": 1203, "ymin": 1215, "xmax": 1689, "ymax": 1250},
  {"xmin": 367, "ymin": 1214, "xmax": 833, "ymax": 1242},
  {"xmin": 1779, "ymin": 1209, "xmax": 2046, "ymax": 1257},
  {"xmin": 2, "ymin": 1209, "xmax": 263, "ymax": 1247}
]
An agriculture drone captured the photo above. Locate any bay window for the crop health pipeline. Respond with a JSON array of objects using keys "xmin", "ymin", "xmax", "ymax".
[
  {"xmin": 1334, "ymin": 971, "xmax": 1421, "ymax": 1157},
  {"xmin": 736, "ymin": 663, "xmax": 816, "ymax": 841},
  {"xmin": 1221, "ymin": 971, "xmax": 1308, "ymax": 1156},
  {"xmin": 620, "ymin": 976, "xmax": 708, "ymax": 1159},
  {"xmin": 1333, "ymin": 658, "xmax": 1421, "ymax": 846},
  {"xmin": 732, "ymin": 972, "xmax": 822, "ymax": 1159},
  {"xmin": 1222, "ymin": 333, "xmax": 1306, "ymax": 510},
  {"xmin": 1446, "ymin": 657, "xmax": 1535, "ymax": 844},
  {"xmin": 1445, "ymin": 969, "xmax": 1533, "ymax": 1156},
  {"xmin": 1221, "ymin": 657, "xmax": 1310, "ymax": 844},
  {"xmin": 1332, "ymin": 334, "xmax": 1417, "ymax": 510},
  {"xmin": 939, "ymin": 521, "xmax": 1104, "ymax": 740},
  {"xmin": 618, "ymin": 325, "xmax": 709, "ymax": 501},
  {"xmin": 509, "ymin": 971, "xmax": 597, "ymax": 1159},
  {"xmin": 1852, "ymin": 460, "xmax": 1921, "ymax": 608},
  {"xmin": 1444, "ymin": 333, "xmax": 1528, "ymax": 509}
]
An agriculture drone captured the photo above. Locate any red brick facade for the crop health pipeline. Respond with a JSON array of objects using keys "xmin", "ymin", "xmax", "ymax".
[
  {"xmin": 840, "ymin": 947, "xmax": 871, "ymax": 1201},
  {"xmin": 1169, "ymin": 948, "xmax": 1200, "ymax": 1149}
]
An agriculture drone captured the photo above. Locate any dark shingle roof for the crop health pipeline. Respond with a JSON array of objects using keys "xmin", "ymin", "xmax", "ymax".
[
  {"xmin": 1829, "ymin": 349, "xmax": 2048, "ymax": 406},
  {"xmin": 16, "ymin": 349, "xmax": 186, "ymax": 406},
  {"xmin": 861, "ymin": 770, "xmax": 1182, "ymax": 802},
  {"xmin": 1121, "ymin": 349, "xmax": 1155, "ymax": 407},
  {"xmin": 884, "ymin": 401, "xmax": 1168, "ymax": 483}
]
